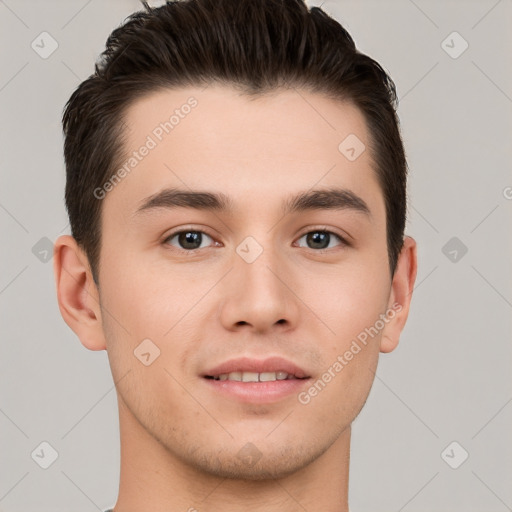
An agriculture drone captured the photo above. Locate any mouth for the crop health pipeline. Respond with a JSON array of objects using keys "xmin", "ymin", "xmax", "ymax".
[
  {"xmin": 204, "ymin": 371, "xmax": 307, "ymax": 382},
  {"xmin": 201, "ymin": 357, "xmax": 311, "ymax": 404}
]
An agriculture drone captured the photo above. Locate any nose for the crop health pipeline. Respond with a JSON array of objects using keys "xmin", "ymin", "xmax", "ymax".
[{"xmin": 219, "ymin": 239, "xmax": 301, "ymax": 334}]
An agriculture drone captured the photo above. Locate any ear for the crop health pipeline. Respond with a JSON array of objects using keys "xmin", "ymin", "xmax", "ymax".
[
  {"xmin": 380, "ymin": 235, "xmax": 418, "ymax": 353},
  {"xmin": 53, "ymin": 235, "xmax": 106, "ymax": 351}
]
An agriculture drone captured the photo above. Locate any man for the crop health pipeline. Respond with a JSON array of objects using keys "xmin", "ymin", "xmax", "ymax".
[{"xmin": 53, "ymin": 0, "xmax": 417, "ymax": 510}]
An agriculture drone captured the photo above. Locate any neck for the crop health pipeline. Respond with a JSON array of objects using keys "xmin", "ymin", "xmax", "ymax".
[{"xmin": 112, "ymin": 396, "xmax": 351, "ymax": 512}]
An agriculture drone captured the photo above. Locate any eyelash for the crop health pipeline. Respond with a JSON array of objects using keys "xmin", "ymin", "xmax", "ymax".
[{"xmin": 162, "ymin": 227, "xmax": 350, "ymax": 253}]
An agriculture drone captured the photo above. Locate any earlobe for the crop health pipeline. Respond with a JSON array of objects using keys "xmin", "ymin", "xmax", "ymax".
[
  {"xmin": 380, "ymin": 235, "xmax": 418, "ymax": 354},
  {"xmin": 53, "ymin": 235, "xmax": 106, "ymax": 351}
]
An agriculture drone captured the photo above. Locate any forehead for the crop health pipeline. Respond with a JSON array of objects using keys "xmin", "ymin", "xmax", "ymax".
[
  {"xmin": 103, "ymin": 85, "xmax": 383, "ymax": 223},
  {"xmin": 123, "ymin": 85, "xmax": 369, "ymax": 160}
]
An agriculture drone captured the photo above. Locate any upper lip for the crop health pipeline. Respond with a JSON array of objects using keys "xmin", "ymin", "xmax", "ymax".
[{"xmin": 203, "ymin": 356, "xmax": 310, "ymax": 379}]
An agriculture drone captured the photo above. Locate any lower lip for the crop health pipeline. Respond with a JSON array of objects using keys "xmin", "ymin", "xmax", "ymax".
[{"xmin": 202, "ymin": 377, "xmax": 310, "ymax": 404}]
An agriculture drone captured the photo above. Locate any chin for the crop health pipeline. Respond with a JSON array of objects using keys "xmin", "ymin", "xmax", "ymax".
[
  {"xmin": 196, "ymin": 452, "xmax": 310, "ymax": 480},
  {"xmin": 180, "ymin": 440, "xmax": 324, "ymax": 481}
]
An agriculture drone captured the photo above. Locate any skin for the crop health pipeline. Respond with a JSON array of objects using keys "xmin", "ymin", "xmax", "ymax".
[{"xmin": 54, "ymin": 85, "xmax": 417, "ymax": 512}]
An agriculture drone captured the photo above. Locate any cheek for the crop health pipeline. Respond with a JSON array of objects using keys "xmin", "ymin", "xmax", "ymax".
[
  {"xmin": 99, "ymin": 254, "xmax": 212, "ymax": 386},
  {"xmin": 99, "ymin": 248, "xmax": 173, "ymax": 335},
  {"xmin": 297, "ymin": 337, "xmax": 379, "ymax": 430},
  {"xmin": 299, "ymin": 255, "xmax": 390, "ymax": 345},
  {"xmin": 336, "ymin": 277, "xmax": 389, "ymax": 343}
]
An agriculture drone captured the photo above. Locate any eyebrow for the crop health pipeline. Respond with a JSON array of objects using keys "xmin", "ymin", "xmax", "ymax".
[{"xmin": 133, "ymin": 187, "xmax": 371, "ymax": 218}]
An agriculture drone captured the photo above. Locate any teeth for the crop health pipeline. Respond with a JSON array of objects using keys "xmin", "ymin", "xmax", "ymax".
[
  {"xmin": 213, "ymin": 371, "xmax": 294, "ymax": 382},
  {"xmin": 242, "ymin": 371, "xmax": 259, "ymax": 382}
]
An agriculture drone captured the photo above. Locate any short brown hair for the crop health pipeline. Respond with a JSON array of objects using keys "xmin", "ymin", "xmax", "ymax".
[{"xmin": 63, "ymin": 0, "xmax": 408, "ymax": 284}]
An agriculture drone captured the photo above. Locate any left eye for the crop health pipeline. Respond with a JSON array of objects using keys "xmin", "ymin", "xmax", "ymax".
[
  {"xmin": 164, "ymin": 230, "xmax": 214, "ymax": 251},
  {"xmin": 295, "ymin": 230, "xmax": 345, "ymax": 250}
]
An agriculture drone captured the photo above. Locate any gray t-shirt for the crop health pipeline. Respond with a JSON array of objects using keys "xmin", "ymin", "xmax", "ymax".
[
  {"xmin": 104, "ymin": 508, "xmax": 352, "ymax": 511},
  {"xmin": 104, "ymin": 506, "xmax": 352, "ymax": 510}
]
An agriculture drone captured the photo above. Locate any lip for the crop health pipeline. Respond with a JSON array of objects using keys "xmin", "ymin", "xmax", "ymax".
[
  {"xmin": 203, "ymin": 356, "xmax": 309, "ymax": 379},
  {"xmin": 201, "ymin": 356, "xmax": 311, "ymax": 404},
  {"xmin": 203, "ymin": 378, "xmax": 310, "ymax": 404}
]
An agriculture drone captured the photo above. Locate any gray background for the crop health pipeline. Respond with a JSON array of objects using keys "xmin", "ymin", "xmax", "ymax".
[{"xmin": 1, "ymin": 0, "xmax": 511, "ymax": 511}]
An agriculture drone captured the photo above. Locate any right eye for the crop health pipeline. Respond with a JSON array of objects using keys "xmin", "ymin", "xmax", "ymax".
[{"xmin": 163, "ymin": 230, "xmax": 216, "ymax": 251}]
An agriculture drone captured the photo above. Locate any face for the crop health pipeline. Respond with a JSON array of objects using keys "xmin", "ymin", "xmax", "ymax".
[{"xmin": 95, "ymin": 85, "xmax": 400, "ymax": 479}]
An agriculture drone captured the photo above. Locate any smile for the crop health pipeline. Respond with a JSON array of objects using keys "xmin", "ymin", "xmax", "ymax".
[
  {"xmin": 205, "ymin": 371, "xmax": 305, "ymax": 382},
  {"xmin": 202, "ymin": 357, "xmax": 311, "ymax": 404}
]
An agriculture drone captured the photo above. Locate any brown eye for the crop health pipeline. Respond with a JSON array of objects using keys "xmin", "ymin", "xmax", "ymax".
[
  {"xmin": 164, "ymin": 230, "xmax": 214, "ymax": 250},
  {"xmin": 296, "ymin": 230, "xmax": 346, "ymax": 250}
]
